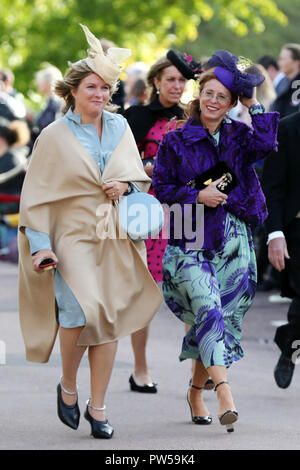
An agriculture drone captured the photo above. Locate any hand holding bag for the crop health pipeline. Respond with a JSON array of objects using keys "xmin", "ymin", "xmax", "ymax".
[{"xmin": 186, "ymin": 161, "xmax": 238, "ymax": 195}]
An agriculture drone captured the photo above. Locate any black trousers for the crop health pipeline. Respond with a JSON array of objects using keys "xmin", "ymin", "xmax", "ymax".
[{"xmin": 274, "ymin": 219, "xmax": 300, "ymax": 358}]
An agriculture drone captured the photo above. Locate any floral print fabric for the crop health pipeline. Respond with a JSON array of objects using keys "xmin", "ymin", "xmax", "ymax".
[{"xmin": 162, "ymin": 213, "xmax": 257, "ymax": 368}]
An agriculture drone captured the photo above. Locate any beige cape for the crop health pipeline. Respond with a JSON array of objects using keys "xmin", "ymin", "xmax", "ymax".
[{"xmin": 18, "ymin": 119, "xmax": 162, "ymax": 363}]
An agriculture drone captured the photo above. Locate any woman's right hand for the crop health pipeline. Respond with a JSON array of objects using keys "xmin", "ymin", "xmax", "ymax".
[
  {"xmin": 32, "ymin": 249, "xmax": 58, "ymax": 273},
  {"xmin": 197, "ymin": 177, "xmax": 228, "ymax": 208}
]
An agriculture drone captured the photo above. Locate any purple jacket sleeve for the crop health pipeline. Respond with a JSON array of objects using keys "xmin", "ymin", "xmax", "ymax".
[
  {"xmin": 152, "ymin": 134, "xmax": 199, "ymax": 206},
  {"xmin": 238, "ymin": 112, "xmax": 280, "ymax": 166}
]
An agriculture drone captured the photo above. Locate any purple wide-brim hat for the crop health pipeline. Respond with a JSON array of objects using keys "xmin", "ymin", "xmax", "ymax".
[{"xmin": 206, "ymin": 49, "xmax": 265, "ymax": 98}]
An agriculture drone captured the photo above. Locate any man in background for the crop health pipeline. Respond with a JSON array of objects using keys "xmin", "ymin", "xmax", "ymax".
[
  {"xmin": 270, "ymin": 44, "xmax": 300, "ymax": 117},
  {"xmin": 257, "ymin": 55, "xmax": 289, "ymax": 96},
  {"xmin": 262, "ymin": 110, "xmax": 300, "ymax": 389}
]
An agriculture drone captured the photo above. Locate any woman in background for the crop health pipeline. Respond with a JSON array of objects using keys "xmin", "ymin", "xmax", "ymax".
[{"xmin": 125, "ymin": 50, "xmax": 201, "ymax": 393}]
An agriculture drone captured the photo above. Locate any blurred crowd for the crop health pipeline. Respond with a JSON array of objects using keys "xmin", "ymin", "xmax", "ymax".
[
  {"xmin": 234, "ymin": 44, "xmax": 300, "ymax": 294},
  {"xmin": 0, "ymin": 41, "xmax": 300, "ymax": 276}
]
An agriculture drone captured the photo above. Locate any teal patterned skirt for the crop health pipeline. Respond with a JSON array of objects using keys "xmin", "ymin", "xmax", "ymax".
[{"xmin": 162, "ymin": 213, "xmax": 257, "ymax": 368}]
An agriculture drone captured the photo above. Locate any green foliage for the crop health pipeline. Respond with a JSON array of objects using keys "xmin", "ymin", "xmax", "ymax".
[
  {"xmin": 0, "ymin": 0, "xmax": 289, "ymax": 104},
  {"xmin": 181, "ymin": 0, "xmax": 299, "ymax": 63}
]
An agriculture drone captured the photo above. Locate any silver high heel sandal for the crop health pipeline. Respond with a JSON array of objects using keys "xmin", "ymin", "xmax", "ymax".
[{"xmin": 214, "ymin": 381, "xmax": 238, "ymax": 433}]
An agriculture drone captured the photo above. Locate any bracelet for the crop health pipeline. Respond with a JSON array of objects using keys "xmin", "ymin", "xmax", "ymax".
[{"xmin": 249, "ymin": 103, "xmax": 265, "ymax": 115}]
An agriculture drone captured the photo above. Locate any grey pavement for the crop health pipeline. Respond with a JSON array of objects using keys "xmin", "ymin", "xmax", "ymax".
[{"xmin": 0, "ymin": 260, "xmax": 299, "ymax": 451}]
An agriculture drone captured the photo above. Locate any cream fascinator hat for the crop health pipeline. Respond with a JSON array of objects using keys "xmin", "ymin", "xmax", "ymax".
[{"xmin": 69, "ymin": 24, "xmax": 131, "ymax": 87}]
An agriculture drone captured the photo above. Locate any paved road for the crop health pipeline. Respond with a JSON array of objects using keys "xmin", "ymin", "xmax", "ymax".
[{"xmin": 0, "ymin": 260, "xmax": 299, "ymax": 451}]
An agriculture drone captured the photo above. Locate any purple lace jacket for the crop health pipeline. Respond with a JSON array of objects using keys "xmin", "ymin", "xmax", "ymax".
[{"xmin": 152, "ymin": 112, "xmax": 279, "ymax": 251}]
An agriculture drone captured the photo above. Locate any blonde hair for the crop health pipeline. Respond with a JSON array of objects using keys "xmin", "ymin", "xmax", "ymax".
[
  {"xmin": 246, "ymin": 63, "xmax": 276, "ymax": 110},
  {"xmin": 54, "ymin": 60, "xmax": 119, "ymax": 114}
]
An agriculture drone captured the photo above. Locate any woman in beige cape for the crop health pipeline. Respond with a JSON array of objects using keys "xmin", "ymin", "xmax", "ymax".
[{"xmin": 18, "ymin": 24, "xmax": 162, "ymax": 439}]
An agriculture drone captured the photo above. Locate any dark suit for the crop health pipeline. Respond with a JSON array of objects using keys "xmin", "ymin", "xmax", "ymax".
[
  {"xmin": 271, "ymin": 72, "xmax": 300, "ymax": 118},
  {"xmin": 274, "ymin": 75, "xmax": 290, "ymax": 97},
  {"xmin": 262, "ymin": 112, "xmax": 300, "ymax": 358}
]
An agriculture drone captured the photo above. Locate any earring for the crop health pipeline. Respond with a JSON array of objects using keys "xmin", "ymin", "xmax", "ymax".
[{"xmin": 156, "ymin": 89, "xmax": 160, "ymax": 95}]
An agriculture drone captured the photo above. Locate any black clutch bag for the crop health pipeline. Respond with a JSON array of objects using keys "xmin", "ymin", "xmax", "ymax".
[{"xmin": 186, "ymin": 161, "xmax": 237, "ymax": 195}]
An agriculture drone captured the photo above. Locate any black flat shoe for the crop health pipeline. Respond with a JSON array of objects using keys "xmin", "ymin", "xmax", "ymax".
[
  {"xmin": 274, "ymin": 353, "xmax": 295, "ymax": 389},
  {"xmin": 84, "ymin": 400, "xmax": 114, "ymax": 439},
  {"xmin": 57, "ymin": 381, "xmax": 80, "ymax": 430},
  {"xmin": 214, "ymin": 381, "xmax": 238, "ymax": 433},
  {"xmin": 129, "ymin": 374, "xmax": 158, "ymax": 393},
  {"xmin": 187, "ymin": 384, "xmax": 212, "ymax": 425}
]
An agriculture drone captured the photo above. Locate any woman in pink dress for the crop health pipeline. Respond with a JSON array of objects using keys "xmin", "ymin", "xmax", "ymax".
[{"xmin": 124, "ymin": 50, "xmax": 202, "ymax": 392}]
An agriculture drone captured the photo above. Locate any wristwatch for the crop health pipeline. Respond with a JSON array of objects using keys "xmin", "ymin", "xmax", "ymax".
[{"xmin": 123, "ymin": 183, "xmax": 133, "ymax": 196}]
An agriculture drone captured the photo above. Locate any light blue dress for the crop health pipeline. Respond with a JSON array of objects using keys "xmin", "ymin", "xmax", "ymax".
[{"xmin": 25, "ymin": 108, "xmax": 139, "ymax": 328}]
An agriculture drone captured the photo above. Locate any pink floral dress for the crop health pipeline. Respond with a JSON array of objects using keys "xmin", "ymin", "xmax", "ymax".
[{"xmin": 138, "ymin": 117, "xmax": 178, "ymax": 282}]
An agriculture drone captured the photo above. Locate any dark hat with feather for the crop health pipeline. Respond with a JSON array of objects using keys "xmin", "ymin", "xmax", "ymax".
[{"xmin": 167, "ymin": 49, "xmax": 202, "ymax": 80}]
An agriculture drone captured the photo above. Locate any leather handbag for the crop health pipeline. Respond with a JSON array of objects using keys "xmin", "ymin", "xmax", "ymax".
[{"xmin": 186, "ymin": 161, "xmax": 238, "ymax": 194}]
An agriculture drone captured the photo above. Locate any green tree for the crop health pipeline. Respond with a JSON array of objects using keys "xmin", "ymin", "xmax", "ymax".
[
  {"xmin": 0, "ymin": 0, "xmax": 287, "ymax": 97},
  {"xmin": 182, "ymin": 0, "xmax": 299, "ymax": 63}
]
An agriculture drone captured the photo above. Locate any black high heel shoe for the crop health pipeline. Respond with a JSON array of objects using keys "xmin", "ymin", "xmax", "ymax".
[
  {"xmin": 84, "ymin": 399, "xmax": 114, "ymax": 439},
  {"xmin": 57, "ymin": 378, "xmax": 80, "ymax": 430},
  {"xmin": 214, "ymin": 381, "xmax": 238, "ymax": 433},
  {"xmin": 129, "ymin": 374, "xmax": 158, "ymax": 393},
  {"xmin": 187, "ymin": 384, "xmax": 212, "ymax": 425}
]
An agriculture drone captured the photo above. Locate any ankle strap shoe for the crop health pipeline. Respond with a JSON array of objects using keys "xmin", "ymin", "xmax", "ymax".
[
  {"xmin": 84, "ymin": 401, "xmax": 114, "ymax": 439},
  {"xmin": 57, "ymin": 381, "xmax": 80, "ymax": 430}
]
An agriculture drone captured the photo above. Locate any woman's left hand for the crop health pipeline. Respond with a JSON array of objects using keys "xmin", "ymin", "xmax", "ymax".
[{"xmin": 102, "ymin": 181, "xmax": 129, "ymax": 201}]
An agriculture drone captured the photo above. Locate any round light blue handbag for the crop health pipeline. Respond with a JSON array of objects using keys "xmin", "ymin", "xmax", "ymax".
[{"xmin": 118, "ymin": 192, "xmax": 164, "ymax": 241}]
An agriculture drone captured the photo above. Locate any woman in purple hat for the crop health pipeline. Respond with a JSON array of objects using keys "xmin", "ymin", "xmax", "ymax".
[{"xmin": 152, "ymin": 50, "xmax": 279, "ymax": 432}]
